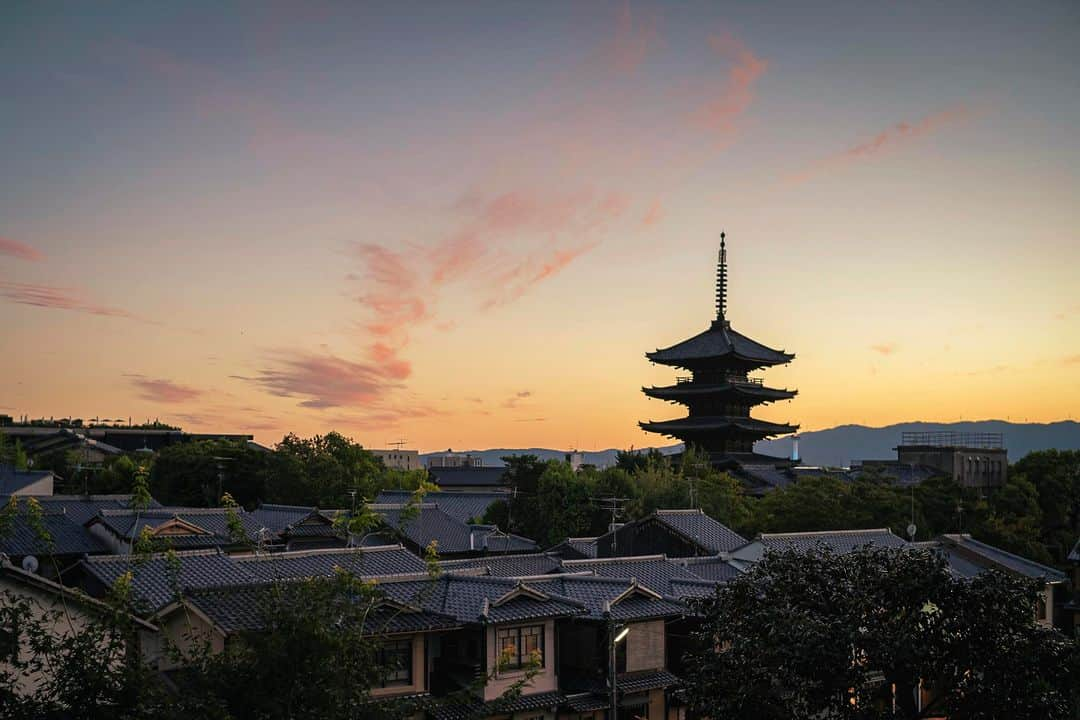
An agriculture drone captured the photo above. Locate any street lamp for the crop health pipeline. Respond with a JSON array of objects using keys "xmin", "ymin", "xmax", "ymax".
[{"xmin": 606, "ymin": 607, "xmax": 630, "ymax": 720}]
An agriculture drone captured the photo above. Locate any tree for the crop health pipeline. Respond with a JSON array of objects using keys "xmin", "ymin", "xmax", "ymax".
[
  {"xmin": 152, "ymin": 440, "xmax": 269, "ymax": 507},
  {"xmin": 263, "ymin": 433, "xmax": 384, "ymax": 508},
  {"xmin": 684, "ymin": 546, "xmax": 1078, "ymax": 720}
]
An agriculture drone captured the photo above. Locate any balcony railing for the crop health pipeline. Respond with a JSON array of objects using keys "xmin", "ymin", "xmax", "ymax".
[{"xmin": 676, "ymin": 374, "xmax": 763, "ymax": 386}]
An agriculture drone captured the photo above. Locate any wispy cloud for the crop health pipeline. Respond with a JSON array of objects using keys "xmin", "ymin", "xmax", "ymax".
[
  {"xmin": 690, "ymin": 32, "xmax": 768, "ymax": 145},
  {"xmin": 607, "ymin": 1, "xmax": 659, "ymax": 74},
  {"xmin": 870, "ymin": 343, "xmax": 898, "ymax": 356},
  {"xmin": 785, "ymin": 104, "xmax": 977, "ymax": 185},
  {"xmin": 0, "ymin": 237, "xmax": 44, "ymax": 262},
  {"xmin": 127, "ymin": 375, "xmax": 203, "ymax": 403},
  {"xmin": 0, "ymin": 281, "xmax": 148, "ymax": 321},
  {"xmin": 641, "ymin": 199, "xmax": 664, "ymax": 227},
  {"xmin": 237, "ymin": 352, "xmax": 403, "ymax": 409},
  {"xmin": 1063, "ymin": 354, "xmax": 1080, "ymax": 366}
]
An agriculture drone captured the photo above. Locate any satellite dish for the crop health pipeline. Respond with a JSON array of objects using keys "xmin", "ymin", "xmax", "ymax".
[
  {"xmin": 906, "ymin": 523, "xmax": 917, "ymax": 540},
  {"xmin": 21, "ymin": 555, "xmax": 39, "ymax": 574}
]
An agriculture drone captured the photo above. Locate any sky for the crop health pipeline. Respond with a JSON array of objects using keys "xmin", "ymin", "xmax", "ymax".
[{"xmin": 2, "ymin": 1, "xmax": 1078, "ymax": 452}]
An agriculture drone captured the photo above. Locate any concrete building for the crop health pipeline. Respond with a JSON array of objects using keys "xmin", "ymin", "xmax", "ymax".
[
  {"xmin": 370, "ymin": 448, "xmax": 421, "ymax": 471},
  {"xmin": 426, "ymin": 450, "xmax": 485, "ymax": 468}
]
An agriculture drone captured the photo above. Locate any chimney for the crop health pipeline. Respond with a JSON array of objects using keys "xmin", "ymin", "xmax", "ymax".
[{"xmin": 791, "ymin": 435, "xmax": 800, "ymax": 463}]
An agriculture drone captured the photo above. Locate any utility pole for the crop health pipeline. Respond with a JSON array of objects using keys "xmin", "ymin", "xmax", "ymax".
[{"xmin": 595, "ymin": 496, "xmax": 631, "ymax": 555}]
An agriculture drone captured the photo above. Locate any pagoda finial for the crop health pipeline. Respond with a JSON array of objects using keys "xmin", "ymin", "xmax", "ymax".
[{"xmin": 715, "ymin": 232, "xmax": 728, "ymax": 322}]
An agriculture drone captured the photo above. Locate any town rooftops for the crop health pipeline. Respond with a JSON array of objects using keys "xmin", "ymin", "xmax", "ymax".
[
  {"xmin": 677, "ymin": 555, "xmax": 743, "ymax": 583},
  {"xmin": 522, "ymin": 574, "xmax": 690, "ymax": 621},
  {"xmin": 651, "ymin": 509, "xmax": 748, "ymax": 553},
  {"xmin": 249, "ymin": 504, "xmax": 335, "ymax": 535},
  {"xmin": 924, "ymin": 534, "xmax": 1068, "ymax": 583},
  {"xmin": 560, "ymin": 555, "xmax": 707, "ymax": 596},
  {"xmin": 0, "ymin": 466, "xmax": 54, "ymax": 495},
  {"xmin": 82, "ymin": 548, "xmax": 253, "ymax": 613},
  {"xmin": 440, "ymin": 552, "xmax": 563, "ymax": 577},
  {"xmin": 375, "ymin": 573, "xmax": 587, "ymax": 625},
  {"xmin": 550, "ymin": 537, "xmax": 599, "ymax": 559},
  {"xmin": 31, "ymin": 494, "xmax": 164, "ymax": 525},
  {"xmin": 374, "ymin": 490, "xmax": 508, "ymax": 524},
  {"xmin": 235, "ymin": 545, "xmax": 426, "ymax": 581},
  {"xmin": 170, "ymin": 582, "xmax": 461, "ymax": 637},
  {"xmin": 757, "ymin": 528, "xmax": 908, "ymax": 554},
  {"xmin": 0, "ymin": 505, "xmax": 108, "ymax": 558},
  {"xmin": 369, "ymin": 503, "xmax": 537, "ymax": 555},
  {"xmin": 88, "ymin": 507, "xmax": 264, "ymax": 548},
  {"xmin": 80, "ymin": 545, "xmax": 426, "ymax": 613}
]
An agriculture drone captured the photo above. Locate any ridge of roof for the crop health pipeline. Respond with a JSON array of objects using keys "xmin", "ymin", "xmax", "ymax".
[
  {"xmin": 563, "ymin": 554, "xmax": 668, "ymax": 565},
  {"xmin": 759, "ymin": 528, "xmax": 893, "ymax": 539},
  {"xmin": 235, "ymin": 544, "xmax": 406, "ymax": 560},
  {"xmin": 83, "ymin": 547, "xmax": 225, "ymax": 562}
]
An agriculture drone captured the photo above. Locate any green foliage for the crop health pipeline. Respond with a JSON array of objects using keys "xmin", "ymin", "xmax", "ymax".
[
  {"xmin": 152, "ymin": 439, "xmax": 269, "ymax": 507},
  {"xmin": 264, "ymin": 432, "xmax": 386, "ymax": 508},
  {"xmin": 685, "ymin": 547, "xmax": 1079, "ymax": 720}
]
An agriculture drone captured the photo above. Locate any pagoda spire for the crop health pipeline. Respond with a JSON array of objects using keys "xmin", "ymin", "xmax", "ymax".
[{"xmin": 715, "ymin": 231, "xmax": 728, "ymax": 323}]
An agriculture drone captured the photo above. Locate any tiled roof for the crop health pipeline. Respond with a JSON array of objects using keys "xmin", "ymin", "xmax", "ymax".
[
  {"xmin": 646, "ymin": 322, "xmax": 793, "ymax": 367},
  {"xmin": 678, "ymin": 556, "xmax": 743, "ymax": 583},
  {"xmin": 249, "ymin": 504, "xmax": 320, "ymax": 534},
  {"xmin": 375, "ymin": 574, "xmax": 587, "ymax": 625},
  {"xmin": 2, "ymin": 494, "xmax": 161, "ymax": 526},
  {"xmin": 0, "ymin": 507, "xmax": 108, "ymax": 557},
  {"xmin": 428, "ymin": 466, "xmax": 507, "ymax": 488},
  {"xmin": 668, "ymin": 578, "xmax": 720, "ymax": 599},
  {"xmin": 932, "ymin": 534, "xmax": 1068, "ymax": 583},
  {"xmin": 549, "ymin": 536, "xmax": 600, "ymax": 559},
  {"xmin": 0, "ymin": 466, "xmax": 53, "ymax": 495},
  {"xmin": 91, "ymin": 507, "xmax": 263, "ymax": 547},
  {"xmin": 236, "ymin": 546, "xmax": 426, "ymax": 582},
  {"xmin": 616, "ymin": 668, "xmax": 682, "ymax": 693},
  {"xmin": 370, "ymin": 504, "xmax": 537, "ymax": 555},
  {"xmin": 432, "ymin": 690, "xmax": 565, "ymax": 720},
  {"xmin": 758, "ymin": 528, "xmax": 908, "ymax": 555},
  {"xmin": 523, "ymin": 575, "xmax": 688, "ymax": 621},
  {"xmin": 652, "ymin": 510, "xmax": 747, "ymax": 554},
  {"xmin": 81, "ymin": 545, "xmax": 428, "ymax": 613},
  {"xmin": 559, "ymin": 555, "xmax": 704, "ymax": 596},
  {"xmin": 82, "ymin": 549, "xmax": 253, "ymax": 613},
  {"xmin": 440, "ymin": 553, "xmax": 563, "ymax": 577},
  {"xmin": 182, "ymin": 582, "xmax": 460, "ymax": 635},
  {"xmin": 375, "ymin": 490, "xmax": 509, "ymax": 524}
]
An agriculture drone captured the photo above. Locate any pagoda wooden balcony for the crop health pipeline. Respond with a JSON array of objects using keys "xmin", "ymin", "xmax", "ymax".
[{"xmin": 676, "ymin": 374, "xmax": 763, "ymax": 386}]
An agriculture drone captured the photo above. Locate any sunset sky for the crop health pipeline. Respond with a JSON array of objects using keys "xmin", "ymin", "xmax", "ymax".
[{"xmin": 2, "ymin": 1, "xmax": 1078, "ymax": 451}]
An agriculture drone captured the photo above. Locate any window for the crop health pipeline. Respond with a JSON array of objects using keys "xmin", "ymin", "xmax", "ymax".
[
  {"xmin": 495, "ymin": 624, "xmax": 545, "ymax": 670},
  {"xmin": 624, "ymin": 702, "xmax": 650, "ymax": 719},
  {"xmin": 377, "ymin": 639, "xmax": 413, "ymax": 687}
]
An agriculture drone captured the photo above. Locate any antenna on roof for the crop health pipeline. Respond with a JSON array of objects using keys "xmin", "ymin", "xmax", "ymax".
[{"xmin": 716, "ymin": 232, "xmax": 728, "ymax": 324}]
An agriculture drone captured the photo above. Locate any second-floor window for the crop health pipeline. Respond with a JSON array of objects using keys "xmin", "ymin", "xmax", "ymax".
[
  {"xmin": 496, "ymin": 624, "xmax": 545, "ymax": 670},
  {"xmin": 378, "ymin": 639, "xmax": 413, "ymax": 687}
]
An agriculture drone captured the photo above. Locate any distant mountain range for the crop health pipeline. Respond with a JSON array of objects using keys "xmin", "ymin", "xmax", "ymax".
[{"xmin": 420, "ymin": 421, "xmax": 1080, "ymax": 469}]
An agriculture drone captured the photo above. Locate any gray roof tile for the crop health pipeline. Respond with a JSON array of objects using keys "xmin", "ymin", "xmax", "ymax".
[
  {"xmin": 440, "ymin": 553, "xmax": 563, "ymax": 577},
  {"xmin": 652, "ymin": 510, "xmax": 747, "ymax": 554},
  {"xmin": 375, "ymin": 490, "xmax": 508, "ymax": 524},
  {"xmin": 932, "ymin": 534, "xmax": 1067, "ymax": 583},
  {"xmin": 759, "ymin": 528, "xmax": 908, "ymax": 555}
]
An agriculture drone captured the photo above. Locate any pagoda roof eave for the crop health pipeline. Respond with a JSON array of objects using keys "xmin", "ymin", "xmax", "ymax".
[
  {"xmin": 645, "ymin": 321, "xmax": 794, "ymax": 368},
  {"xmin": 642, "ymin": 384, "xmax": 797, "ymax": 401},
  {"xmin": 638, "ymin": 417, "xmax": 799, "ymax": 437}
]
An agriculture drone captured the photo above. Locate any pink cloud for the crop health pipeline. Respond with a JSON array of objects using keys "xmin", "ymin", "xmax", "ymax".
[
  {"xmin": 483, "ymin": 243, "xmax": 597, "ymax": 310},
  {"xmin": 128, "ymin": 376, "xmax": 203, "ymax": 404},
  {"xmin": 870, "ymin": 343, "xmax": 898, "ymax": 356},
  {"xmin": 608, "ymin": 1, "xmax": 659, "ymax": 74},
  {"xmin": 690, "ymin": 32, "xmax": 768, "ymax": 145},
  {"xmin": 0, "ymin": 238, "xmax": 44, "ymax": 262},
  {"xmin": 641, "ymin": 199, "xmax": 664, "ymax": 227},
  {"xmin": 785, "ymin": 104, "xmax": 977, "ymax": 185},
  {"xmin": 240, "ymin": 352, "xmax": 402, "ymax": 409},
  {"xmin": 0, "ymin": 281, "xmax": 146, "ymax": 321}
]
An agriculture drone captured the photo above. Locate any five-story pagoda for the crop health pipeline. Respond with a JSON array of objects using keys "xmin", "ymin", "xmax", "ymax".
[{"xmin": 640, "ymin": 233, "xmax": 798, "ymax": 470}]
